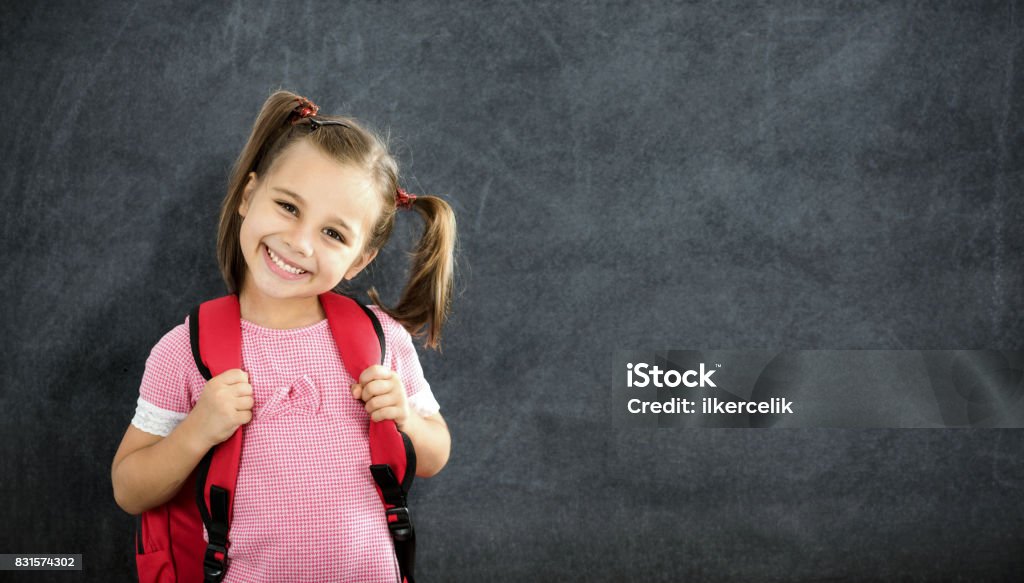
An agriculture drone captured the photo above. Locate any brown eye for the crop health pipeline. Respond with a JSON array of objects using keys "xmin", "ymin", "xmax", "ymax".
[
  {"xmin": 276, "ymin": 201, "xmax": 298, "ymax": 215},
  {"xmin": 324, "ymin": 228, "xmax": 345, "ymax": 243}
]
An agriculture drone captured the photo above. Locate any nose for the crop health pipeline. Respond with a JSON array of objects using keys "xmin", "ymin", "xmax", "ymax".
[{"xmin": 283, "ymin": 224, "xmax": 315, "ymax": 258}]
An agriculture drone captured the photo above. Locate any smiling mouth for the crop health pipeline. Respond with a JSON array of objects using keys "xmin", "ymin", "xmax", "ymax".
[{"xmin": 265, "ymin": 245, "xmax": 308, "ymax": 274}]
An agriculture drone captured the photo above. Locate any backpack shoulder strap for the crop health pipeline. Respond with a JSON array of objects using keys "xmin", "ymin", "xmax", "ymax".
[
  {"xmin": 189, "ymin": 295, "xmax": 243, "ymax": 378},
  {"xmin": 318, "ymin": 291, "xmax": 417, "ymax": 583},
  {"xmin": 319, "ymin": 291, "xmax": 386, "ymax": 370},
  {"xmin": 188, "ymin": 294, "xmax": 244, "ymax": 583}
]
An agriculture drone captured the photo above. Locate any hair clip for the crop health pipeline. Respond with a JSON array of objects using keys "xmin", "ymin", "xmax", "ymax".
[{"xmin": 308, "ymin": 118, "xmax": 351, "ymax": 132}]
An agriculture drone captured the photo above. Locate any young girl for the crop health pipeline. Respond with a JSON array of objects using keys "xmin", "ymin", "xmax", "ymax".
[{"xmin": 111, "ymin": 90, "xmax": 455, "ymax": 582}]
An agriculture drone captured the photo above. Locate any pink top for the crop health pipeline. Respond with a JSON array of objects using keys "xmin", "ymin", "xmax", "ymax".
[{"xmin": 130, "ymin": 305, "xmax": 440, "ymax": 583}]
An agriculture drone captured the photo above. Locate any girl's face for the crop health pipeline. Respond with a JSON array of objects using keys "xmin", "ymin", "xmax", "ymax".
[{"xmin": 237, "ymin": 139, "xmax": 380, "ymax": 305}]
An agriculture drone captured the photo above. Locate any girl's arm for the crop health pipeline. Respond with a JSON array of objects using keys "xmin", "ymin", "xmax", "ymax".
[
  {"xmin": 113, "ymin": 369, "xmax": 255, "ymax": 514},
  {"xmin": 398, "ymin": 411, "xmax": 451, "ymax": 477},
  {"xmin": 111, "ymin": 415, "xmax": 210, "ymax": 515}
]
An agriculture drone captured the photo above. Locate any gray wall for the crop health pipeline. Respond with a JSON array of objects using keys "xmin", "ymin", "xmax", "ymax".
[{"xmin": 2, "ymin": 1, "xmax": 1022, "ymax": 581}]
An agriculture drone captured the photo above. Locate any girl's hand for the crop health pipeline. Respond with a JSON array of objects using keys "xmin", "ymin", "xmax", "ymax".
[
  {"xmin": 351, "ymin": 365, "xmax": 410, "ymax": 428},
  {"xmin": 188, "ymin": 368, "xmax": 254, "ymax": 449}
]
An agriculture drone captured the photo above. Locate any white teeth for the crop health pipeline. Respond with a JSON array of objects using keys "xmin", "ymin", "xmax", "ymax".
[{"xmin": 267, "ymin": 247, "xmax": 307, "ymax": 274}]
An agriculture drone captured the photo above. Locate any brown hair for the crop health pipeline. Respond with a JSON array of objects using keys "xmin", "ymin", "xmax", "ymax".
[{"xmin": 216, "ymin": 89, "xmax": 456, "ymax": 350}]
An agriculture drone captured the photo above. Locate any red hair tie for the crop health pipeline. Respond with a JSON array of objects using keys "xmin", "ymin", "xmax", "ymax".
[
  {"xmin": 290, "ymin": 96, "xmax": 320, "ymax": 124},
  {"xmin": 395, "ymin": 187, "xmax": 417, "ymax": 210}
]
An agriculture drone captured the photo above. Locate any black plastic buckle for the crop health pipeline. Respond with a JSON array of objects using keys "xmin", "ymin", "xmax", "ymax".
[
  {"xmin": 386, "ymin": 506, "xmax": 413, "ymax": 541},
  {"xmin": 203, "ymin": 543, "xmax": 230, "ymax": 581}
]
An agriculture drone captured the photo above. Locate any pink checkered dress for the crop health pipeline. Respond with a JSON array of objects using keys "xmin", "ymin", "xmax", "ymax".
[{"xmin": 130, "ymin": 305, "xmax": 441, "ymax": 583}]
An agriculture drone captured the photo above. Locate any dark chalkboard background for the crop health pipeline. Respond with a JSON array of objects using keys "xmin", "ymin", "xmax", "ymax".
[{"xmin": 2, "ymin": 1, "xmax": 1022, "ymax": 581}]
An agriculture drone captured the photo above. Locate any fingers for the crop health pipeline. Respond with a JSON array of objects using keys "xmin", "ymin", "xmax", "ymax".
[
  {"xmin": 357, "ymin": 365, "xmax": 393, "ymax": 386},
  {"xmin": 231, "ymin": 381, "xmax": 253, "ymax": 411},
  {"xmin": 353, "ymin": 366, "xmax": 398, "ymax": 402},
  {"xmin": 366, "ymin": 405, "xmax": 404, "ymax": 423},
  {"xmin": 364, "ymin": 393, "xmax": 397, "ymax": 413},
  {"xmin": 236, "ymin": 395, "xmax": 254, "ymax": 411},
  {"xmin": 362, "ymin": 385, "xmax": 408, "ymax": 424},
  {"xmin": 221, "ymin": 369, "xmax": 249, "ymax": 384},
  {"xmin": 358, "ymin": 377, "xmax": 403, "ymax": 400},
  {"xmin": 227, "ymin": 378, "xmax": 253, "ymax": 410}
]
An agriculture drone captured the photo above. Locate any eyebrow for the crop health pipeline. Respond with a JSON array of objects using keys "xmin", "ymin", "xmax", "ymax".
[{"xmin": 272, "ymin": 187, "xmax": 353, "ymax": 234}]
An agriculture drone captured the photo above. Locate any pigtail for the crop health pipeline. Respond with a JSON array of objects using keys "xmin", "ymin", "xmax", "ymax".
[{"xmin": 368, "ymin": 195, "xmax": 457, "ymax": 351}]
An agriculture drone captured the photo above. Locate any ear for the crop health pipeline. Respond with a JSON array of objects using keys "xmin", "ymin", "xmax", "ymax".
[
  {"xmin": 344, "ymin": 248, "xmax": 379, "ymax": 281},
  {"xmin": 239, "ymin": 172, "xmax": 258, "ymax": 218}
]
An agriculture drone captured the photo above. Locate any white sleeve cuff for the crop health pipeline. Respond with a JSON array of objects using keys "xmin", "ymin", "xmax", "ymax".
[
  {"xmin": 408, "ymin": 389, "xmax": 441, "ymax": 418},
  {"xmin": 130, "ymin": 397, "xmax": 188, "ymax": 437}
]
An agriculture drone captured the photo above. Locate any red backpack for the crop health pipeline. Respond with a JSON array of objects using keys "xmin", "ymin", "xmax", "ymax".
[{"xmin": 133, "ymin": 292, "xmax": 417, "ymax": 583}]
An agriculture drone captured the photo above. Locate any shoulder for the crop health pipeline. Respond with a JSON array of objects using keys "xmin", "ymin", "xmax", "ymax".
[
  {"xmin": 147, "ymin": 317, "xmax": 193, "ymax": 367},
  {"xmin": 364, "ymin": 304, "xmax": 424, "ymax": 365},
  {"xmin": 137, "ymin": 315, "xmax": 204, "ymax": 415},
  {"xmin": 143, "ymin": 315, "xmax": 203, "ymax": 388},
  {"xmin": 366, "ymin": 304, "xmax": 414, "ymax": 344}
]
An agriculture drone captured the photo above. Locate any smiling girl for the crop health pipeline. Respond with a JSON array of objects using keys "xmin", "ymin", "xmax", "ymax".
[{"xmin": 111, "ymin": 90, "xmax": 455, "ymax": 582}]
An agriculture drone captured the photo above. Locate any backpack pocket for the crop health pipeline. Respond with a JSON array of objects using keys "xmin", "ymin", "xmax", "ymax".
[
  {"xmin": 135, "ymin": 548, "xmax": 175, "ymax": 583},
  {"xmin": 135, "ymin": 513, "xmax": 177, "ymax": 583}
]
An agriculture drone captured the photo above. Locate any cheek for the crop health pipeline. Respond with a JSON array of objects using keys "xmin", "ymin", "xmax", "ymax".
[
  {"xmin": 237, "ymin": 220, "xmax": 257, "ymax": 253},
  {"xmin": 237, "ymin": 219, "xmax": 274, "ymax": 267},
  {"xmin": 238, "ymin": 209, "xmax": 277, "ymax": 245}
]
